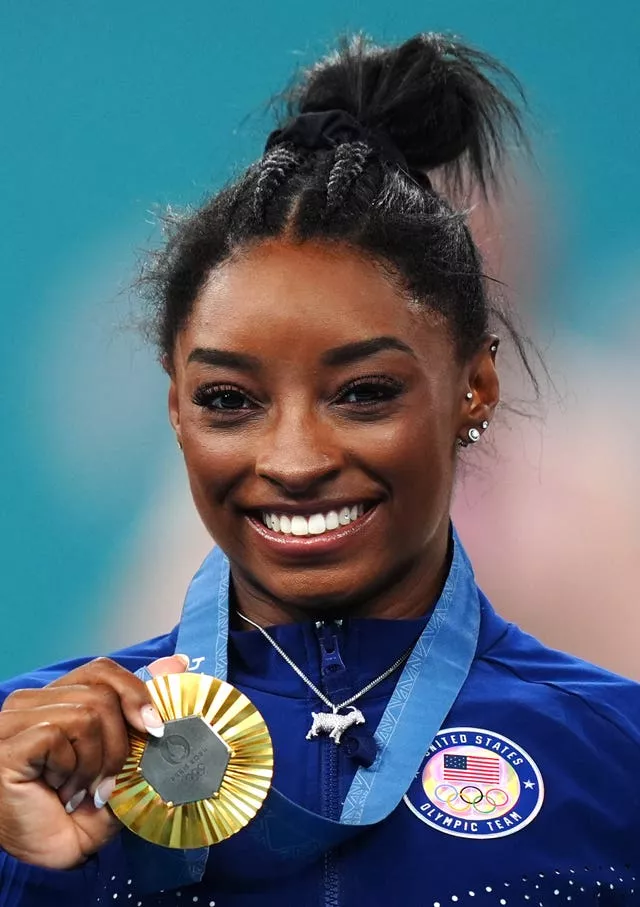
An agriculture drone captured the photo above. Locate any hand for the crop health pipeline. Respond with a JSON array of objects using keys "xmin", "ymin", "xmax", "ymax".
[{"xmin": 0, "ymin": 653, "xmax": 189, "ymax": 870}]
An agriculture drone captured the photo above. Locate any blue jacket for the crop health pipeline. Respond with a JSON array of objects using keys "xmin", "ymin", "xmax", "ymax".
[{"xmin": 2, "ymin": 548, "xmax": 640, "ymax": 906}]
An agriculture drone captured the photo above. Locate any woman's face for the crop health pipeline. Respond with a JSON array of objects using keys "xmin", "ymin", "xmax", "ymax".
[{"xmin": 169, "ymin": 240, "xmax": 496, "ymax": 616}]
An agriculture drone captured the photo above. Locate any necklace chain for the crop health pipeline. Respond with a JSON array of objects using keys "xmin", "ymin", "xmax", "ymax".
[{"xmin": 237, "ymin": 611, "xmax": 412, "ymax": 713}]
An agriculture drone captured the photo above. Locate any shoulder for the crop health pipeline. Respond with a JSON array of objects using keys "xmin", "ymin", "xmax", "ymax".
[
  {"xmin": 0, "ymin": 627, "xmax": 179, "ymax": 703},
  {"xmin": 473, "ymin": 594, "xmax": 640, "ymax": 748}
]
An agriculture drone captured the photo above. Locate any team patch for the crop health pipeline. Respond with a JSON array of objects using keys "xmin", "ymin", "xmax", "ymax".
[{"xmin": 403, "ymin": 727, "xmax": 544, "ymax": 839}]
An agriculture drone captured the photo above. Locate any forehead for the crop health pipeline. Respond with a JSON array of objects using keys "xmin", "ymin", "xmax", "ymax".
[{"xmin": 184, "ymin": 241, "xmax": 447, "ymax": 357}]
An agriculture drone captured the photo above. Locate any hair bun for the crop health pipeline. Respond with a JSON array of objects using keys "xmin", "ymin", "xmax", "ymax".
[{"xmin": 280, "ymin": 33, "xmax": 527, "ymax": 193}]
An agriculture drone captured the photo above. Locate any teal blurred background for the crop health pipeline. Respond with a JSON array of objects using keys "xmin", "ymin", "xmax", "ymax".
[{"xmin": 1, "ymin": 1, "xmax": 639, "ymax": 679}]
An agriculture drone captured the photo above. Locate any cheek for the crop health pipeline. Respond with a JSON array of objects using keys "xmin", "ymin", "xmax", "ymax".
[
  {"xmin": 364, "ymin": 402, "xmax": 452, "ymax": 471},
  {"xmin": 365, "ymin": 408, "xmax": 455, "ymax": 516},
  {"xmin": 182, "ymin": 431, "xmax": 247, "ymax": 511}
]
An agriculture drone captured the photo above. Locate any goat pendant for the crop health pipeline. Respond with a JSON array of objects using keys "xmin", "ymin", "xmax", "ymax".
[{"xmin": 306, "ymin": 706, "xmax": 365, "ymax": 744}]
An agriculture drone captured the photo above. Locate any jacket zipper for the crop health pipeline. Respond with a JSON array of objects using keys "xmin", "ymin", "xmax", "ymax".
[{"xmin": 316, "ymin": 620, "xmax": 344, "ymax": 907}]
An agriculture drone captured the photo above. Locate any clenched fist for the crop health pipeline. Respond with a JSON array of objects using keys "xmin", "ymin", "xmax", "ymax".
[{"xmin": 0, "ymin": 654, "xmax": 188, "ymax": 870}]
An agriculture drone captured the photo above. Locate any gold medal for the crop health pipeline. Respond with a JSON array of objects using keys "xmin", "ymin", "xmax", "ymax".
[{"xmin": 109, "ymin": 672, "xmax": 273, "ymax": 849}]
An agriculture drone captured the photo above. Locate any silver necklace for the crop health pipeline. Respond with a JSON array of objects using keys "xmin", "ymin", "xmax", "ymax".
[{"xmin": 237, "ymin": 611, "xmax": 412, "ymax": 745}]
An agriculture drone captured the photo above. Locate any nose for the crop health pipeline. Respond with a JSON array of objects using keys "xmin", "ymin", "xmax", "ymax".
[{"xmin": 255, "ymin": 407, "xmax": 342, "ymax": 494}]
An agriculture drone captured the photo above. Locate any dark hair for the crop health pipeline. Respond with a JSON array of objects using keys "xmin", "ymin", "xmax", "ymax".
[{"xmin": 142, "ymin": 32, "xmax": 537, "ymax": 389}]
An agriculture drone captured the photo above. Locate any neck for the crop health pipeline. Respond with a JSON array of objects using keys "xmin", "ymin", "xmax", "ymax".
[{"xmin": 230, "ymin": 524, "xmax": 452, "ymax": 629}]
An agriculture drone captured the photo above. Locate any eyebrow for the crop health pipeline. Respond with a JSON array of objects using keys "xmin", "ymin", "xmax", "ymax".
[
  {"xmin": 187, "ymin": 347, "xmax": 262, "ymax": 373},
  {"xmin": 186, "ymin": 336, "xmax": 416, "ymax": 373},
  {"xmin": 321, "ymin": 336, "xmax": 417, "ymax": 367}
]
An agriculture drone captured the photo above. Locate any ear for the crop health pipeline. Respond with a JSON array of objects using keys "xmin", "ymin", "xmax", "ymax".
[
  {"xmin": 163, "ymin": 350, "xmax": 186, "ymax": 452},
  {"xmin": 458, "ymin": 335, "xmax": 500, "ymax": 443},
  {"xmin": 168, "ymin": 379, "xmax": 182, "ymax": 444},
  {"xmin": 165, "ymin": 349, "xmax": 185, "ymax": 453}
]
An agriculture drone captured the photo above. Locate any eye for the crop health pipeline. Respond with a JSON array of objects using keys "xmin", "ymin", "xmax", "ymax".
[
  {"xmin": 192, "ymin": 384, "xmax": 256, "ymax": 413},
  {"xmin": 336, "ymin": 376, "xmax": 404, "ymax": 407}
]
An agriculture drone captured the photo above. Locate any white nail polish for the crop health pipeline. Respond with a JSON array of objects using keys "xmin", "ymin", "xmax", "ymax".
[
  {"xmin": 140, "ymin": 705, "xmax": 165, "ymax": 738},
  {"xmin": 65, "ymin": 789, "xmax": 87, "ymax": 814},
  {"xmin": 94, "ymin": 776, "xmax": 116, "ymax": 809}
]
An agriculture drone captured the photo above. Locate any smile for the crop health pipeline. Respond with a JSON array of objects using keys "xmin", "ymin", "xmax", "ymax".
[
  {"xmin": 261, "ymin": 504, "xmax": 365, "ymax": 537},
  {"xmin": 246, "ymin": 502, "xmax": 379, "ymax": 556}
]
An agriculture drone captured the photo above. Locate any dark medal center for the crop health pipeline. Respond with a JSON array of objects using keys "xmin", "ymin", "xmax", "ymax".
[{"xmin": 140, "ymin": 715, "xmax": 231, "ymax": 806}]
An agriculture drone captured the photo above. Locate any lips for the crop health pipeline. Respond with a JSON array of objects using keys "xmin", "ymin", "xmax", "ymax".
[
  {"xmin": 261, "ymin": 504, "xmax": 366, "ymax": 537},
  {"xmin": 245, "ymin": 502, "xmax": 380, "ymax": 557}
]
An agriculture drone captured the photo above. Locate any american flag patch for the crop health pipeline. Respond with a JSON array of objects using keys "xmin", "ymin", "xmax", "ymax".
[{"xmin": 443, "ymin": 753, "xmax": 501, "ymax": 784}]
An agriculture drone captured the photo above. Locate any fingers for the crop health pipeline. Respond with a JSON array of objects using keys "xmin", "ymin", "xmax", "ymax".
[
  {"xmin": 43, "ymin": 654, "xmax": 191, "ymax": 731},
  {"xmin": 148, "ymin": 654, "xmax": 190, "ymax": 677},
  {"xmin": 0, "ymin": 722, "xmax": 77, "ymax": 788},
  {"xmin": 0, "ymin": 655, "xmax": 191, "ymax": 812},
  {"xmin": 44, "ymin": 658, "xmax": 163, "ymax": 737},
  {"xmin": 0, "ymin": 723, "xmax": 122, "ymax": 868},
  {"xmin": 2, "ymin": 689, "xmax": 129, "ymax": 776},
  {"xmin": 0, "ymin": 703, "xmax": 106, "ymax": 806},
  {"xmin": 93, "ymin": 775, "xmax": 117, "ymax": 809},
  {"xmin": 1, "ymin": 690, "xmax": 127, "ymax": 759}
]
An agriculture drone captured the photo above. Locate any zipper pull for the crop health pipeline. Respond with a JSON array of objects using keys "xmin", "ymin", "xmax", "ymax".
[{"xmin": 315, "ymin": 621, "xmax": 346, "ymax": 677}]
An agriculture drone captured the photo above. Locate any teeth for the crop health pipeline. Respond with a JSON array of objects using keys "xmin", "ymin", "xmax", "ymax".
[
  {"xmin": 325, "ymin": 511, "xmax": 339, "ymax": 530},
  {"xmin": 260, "ymin": 504, "xmax": 370, "ymax": 537},
  {"xmin": 290, "ymin": 516, "xmax": 309, "ymax": 536},
  {"xmin": 308, "ymin": 514, "xmax": 326, "ymax": 535}
]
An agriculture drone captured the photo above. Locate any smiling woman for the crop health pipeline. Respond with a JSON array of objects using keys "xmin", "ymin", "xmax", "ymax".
[
  {"xmin": 1, "ymin": 30, "xmax": 640, "ymax": 907},
  {"xmin": 169, "ymin": 241, "xmax": 488, "ymax": 623}
]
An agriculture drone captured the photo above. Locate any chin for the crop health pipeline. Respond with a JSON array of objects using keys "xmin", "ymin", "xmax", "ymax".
[{"xmin": 245, "ymin": 558, "xmax": 392, "ymax": 615}]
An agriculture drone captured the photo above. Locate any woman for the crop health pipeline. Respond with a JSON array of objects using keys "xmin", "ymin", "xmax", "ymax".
[{"xmin": 1, "ymin": 32, "xmax": 639, "ymax": 907}]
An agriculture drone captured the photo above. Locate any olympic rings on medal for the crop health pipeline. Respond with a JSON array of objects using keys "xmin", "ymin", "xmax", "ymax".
[
  {"xmin": 485, "ymin": 788, "xmax": 509, "ymax": 807},
  {"xmin": 434, "ymin": 784, "xmax": 458, "ymax": 804}
]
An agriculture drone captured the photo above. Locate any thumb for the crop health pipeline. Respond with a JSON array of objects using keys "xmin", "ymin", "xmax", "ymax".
[{"xmin": 147, "ymin": 654, "xmax": 190, "ymax": 677}]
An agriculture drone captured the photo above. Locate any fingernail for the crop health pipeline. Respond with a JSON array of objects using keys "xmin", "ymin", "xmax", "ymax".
[
  {"xmin": 65, "ymin": 789, "xmax": 87, "ymax": 814},
  {"xmin": 141, "ymin": 704, "xmax": 164, "ymax": 737},
  {"xmin": 175, "ymin": 653, "xmax": 190, "ymax": 668},
  {"xmin": 94, "ymin": 776, "xmax": 116, "ymax": 809}
]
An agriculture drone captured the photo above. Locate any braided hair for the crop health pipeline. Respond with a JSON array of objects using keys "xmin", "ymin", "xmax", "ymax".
[
  {"xmin": 143, "ymin": 32, "xmax": 535, "ymax": 386},
  {"xmin": 325, "ymin": 142, "xmax": 372, "ymax": 214}
]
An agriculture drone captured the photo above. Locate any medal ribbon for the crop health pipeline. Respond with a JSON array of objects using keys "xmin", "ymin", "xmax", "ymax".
[{"xmin": 124, "ymin": 527, "xmax": 480, "ymax": 892}]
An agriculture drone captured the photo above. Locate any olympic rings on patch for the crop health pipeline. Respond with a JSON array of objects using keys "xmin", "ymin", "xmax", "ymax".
[
  {"xmin": 485, "ymin": 788, "xmax": 509, "ymax": 807},
  {"xmin": 459, "ymin": 786, "xmax": 483, "ymax": 805},
  {"xmin": 431, "ymin": 781, "xmax": 510, "ymax": 817},
  {"xmin": 473, "ymin": 798, "xmax": 497, "ymax": 814},
  {"xmin": 434, "ymin": 784, "xmax": 458, "ymax": 804},
  {"xmin": 446, "ymin": 796, "xmax": 474, "ymax": 813}
]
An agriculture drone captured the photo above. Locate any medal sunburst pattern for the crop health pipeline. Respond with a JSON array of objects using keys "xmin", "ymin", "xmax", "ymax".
[{"xmin": 109, "ymin": 673, "xmax": 274, "ymax": 848}]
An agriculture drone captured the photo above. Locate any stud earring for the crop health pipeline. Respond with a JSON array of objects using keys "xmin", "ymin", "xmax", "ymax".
[
  {"xmin": 490, "ymin": 343, "xmax": 498, "ymax": 354},
  {"xmin": 465, "ymin": 391, "xmax": 473, "ymax": 400},
  {"xmin": 482, "ymin": 420, "xmax": 489, "ymax": 430},
  {"xmin": 468, "ymin": 427, "xmax": 481, "ymax": 443},
  {"xmin": 176, "ymin": 436, "xmax": 183, "ymax": 451}
]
